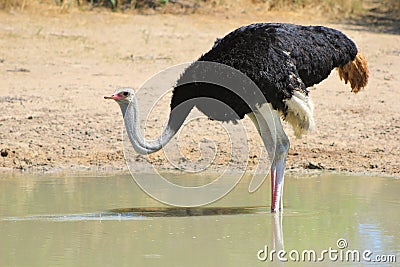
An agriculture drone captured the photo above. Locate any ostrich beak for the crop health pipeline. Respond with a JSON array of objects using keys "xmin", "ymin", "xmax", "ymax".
[{"xmin": 104, "ymin": 94, "xmax": 121, "ymax": 100}]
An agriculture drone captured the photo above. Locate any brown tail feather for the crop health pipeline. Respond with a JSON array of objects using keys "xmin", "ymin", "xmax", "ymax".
[{"xmin": 337, "ymin": 52, "xmax": 369, "ymax": 93}]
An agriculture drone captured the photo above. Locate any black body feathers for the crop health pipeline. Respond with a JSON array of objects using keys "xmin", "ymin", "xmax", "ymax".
[{"xmin": 170, "ymin": 23, "xmax": 358, "ymax": 125}]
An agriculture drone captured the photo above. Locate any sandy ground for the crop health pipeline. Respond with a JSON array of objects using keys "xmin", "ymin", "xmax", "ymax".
[{"xmin": 0, "ymin": 8, "xmax": 399, "ymax": 176}]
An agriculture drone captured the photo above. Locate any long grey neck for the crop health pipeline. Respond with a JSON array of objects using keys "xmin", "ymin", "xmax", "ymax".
[{"xmin": 118, "ymin": 95, "xmax": 191, "ymax": 155}]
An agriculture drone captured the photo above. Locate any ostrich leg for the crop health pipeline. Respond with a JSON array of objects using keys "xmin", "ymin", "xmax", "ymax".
[{"xmin": 248, "ymin": 104, "xmax": 289, "ymax": 212}]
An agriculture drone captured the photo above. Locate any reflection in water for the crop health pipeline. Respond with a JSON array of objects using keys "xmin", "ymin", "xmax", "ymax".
[
  {"xmin": 0, "ymin": 174, "xmax": 399, "ymax": 267},
  {"xmin": 2, "ymin": 212, "xmax": 148, "ymax": 221},
  {"xmin": 112, "ymin": 206, "xmax": 287, "ymax": 256},
  {"xmin": 272, "ymin": 214, "xmax": 284, "ymax": 251},
  {"xmin": 2, "ymin": 205, "xmax": 287, "ymax": 256},
  {"xmin": 109, "ymin": 206, "xmax": 268, "ymax": 217},
  {"xmin": 358, "ymin": 223, "xmax": 395, "ymax": 255},
  {"xmin": 1, "ymin": 206, "xmax": 268, "ymax": 221}
]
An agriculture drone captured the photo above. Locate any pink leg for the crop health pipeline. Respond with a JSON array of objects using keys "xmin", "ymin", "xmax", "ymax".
[
  {"xmin": 270, "ymin": 167, "xmax": 277, "ymax": 212},
  {"xmin": 247, "ymin": 108, "xmax": 288, "ymax": 213},
  {"xmin": 271, "ymin": 154, "xmax": 287, "ymax": 212}
]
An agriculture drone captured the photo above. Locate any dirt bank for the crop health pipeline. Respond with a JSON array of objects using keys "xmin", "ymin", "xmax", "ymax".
[{"xmin": 0, "ymin": 9, "xmax": 399, "ymax": 176}]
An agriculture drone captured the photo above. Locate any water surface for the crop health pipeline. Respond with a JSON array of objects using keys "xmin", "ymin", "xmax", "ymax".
[{"xmin": 0, "ymin": 173, "xmax": 398, "ymax": 266}]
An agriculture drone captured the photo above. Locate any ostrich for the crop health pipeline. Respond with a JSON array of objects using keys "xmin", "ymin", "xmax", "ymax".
[{"xmin": 105, "ymin": 23, "xmax": 369, "ymax": 212}]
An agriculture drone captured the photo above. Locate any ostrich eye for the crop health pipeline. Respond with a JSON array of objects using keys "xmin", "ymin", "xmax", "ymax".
[{"xmin": 123, "ymin": 92, "xmax": 129, "ymax": 97}]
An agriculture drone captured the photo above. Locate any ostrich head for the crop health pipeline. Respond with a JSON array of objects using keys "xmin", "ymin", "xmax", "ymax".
[{"xmin": 104, "ymin": 88, "xmax": 135, "ymax": 104}]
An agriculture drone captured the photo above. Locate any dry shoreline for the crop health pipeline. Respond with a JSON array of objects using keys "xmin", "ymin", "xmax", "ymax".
[{"xmin": 0, "ymin": 10, "xmax": 399, "ymax": 177}]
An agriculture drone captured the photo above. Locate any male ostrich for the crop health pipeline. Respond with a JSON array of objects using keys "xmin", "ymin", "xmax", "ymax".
[{"xmin": 105, "ymin": 23, "xmax": 368, "ymax": 212}]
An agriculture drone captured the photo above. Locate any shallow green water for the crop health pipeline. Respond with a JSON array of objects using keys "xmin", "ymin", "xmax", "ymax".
[{"xmin": 0, "ymin": 173, "xmax": 399, "ymax": 266}]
